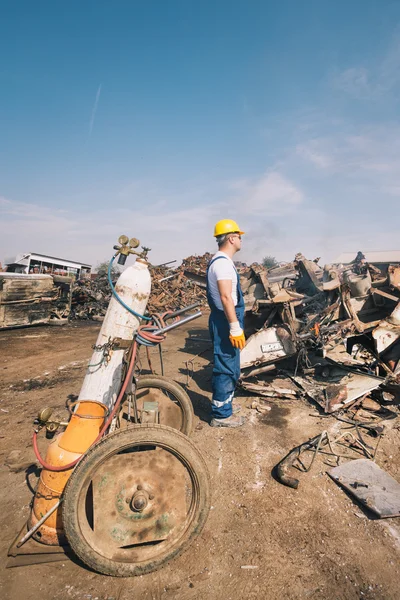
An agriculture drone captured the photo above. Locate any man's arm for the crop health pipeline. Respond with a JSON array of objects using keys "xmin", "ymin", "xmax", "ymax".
[
  {"xmin": 217, "ymin": 279, "xmax": 237, "ymax": 323},
  {"xmin": 217, "ymin": 279, "xmax": 245, "ymax": 349}
]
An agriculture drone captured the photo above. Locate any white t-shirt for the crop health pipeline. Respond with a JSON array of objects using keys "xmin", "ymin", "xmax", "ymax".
[{"xmin": 207, "ymin": 251, "xmax": 238, "ymax": 311}]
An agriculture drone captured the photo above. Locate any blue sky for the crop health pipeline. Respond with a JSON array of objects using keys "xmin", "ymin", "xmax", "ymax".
[{"xmin": 1, "ymin": 0, "xmax": 400, "ymax": 268}]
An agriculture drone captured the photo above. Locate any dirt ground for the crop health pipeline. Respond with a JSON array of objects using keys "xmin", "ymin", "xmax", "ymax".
[{"xmin": 1, "ymin": 316, "xmax": 400, "ymax": 600}]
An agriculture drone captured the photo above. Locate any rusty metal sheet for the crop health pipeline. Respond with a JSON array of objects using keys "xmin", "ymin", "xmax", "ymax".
[
  {"xmin": 373, "ymin": 321, "xmax": 400, "ymax": 355},
  {"xmin": 250, "ymin": 264, "xmax": 270, "ymax": 295},
  {"xmin": 291, "ymin": 363, "xmax": 384, "ymax": 413},
  {"xmin": 373, "ymin": 302, "xmax": 400, "ymax": 355},
  {"xmin": 240, "ymin": 325, "xmax": 296, "ymax": 369},
  {"xmin": 240, "ymin": 376, "xmax": 300, "ymax": 399},
  {"xmin": 295, "ymin": 256, "xmax": 324, "ymax": 296},
  {"xmin": 328, "ymin": 459, "xmax": 400, "ymax": 518}
]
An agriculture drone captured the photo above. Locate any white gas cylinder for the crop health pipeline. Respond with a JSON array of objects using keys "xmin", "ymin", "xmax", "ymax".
[{"xmin": 78, "ymin": 259, "xmax": 151, "ymax": 408}]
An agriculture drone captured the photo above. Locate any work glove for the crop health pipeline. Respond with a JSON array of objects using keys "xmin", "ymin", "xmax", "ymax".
[{"xmin": 229, "ymin": 321, "xmax": 246, "ymax": 350}]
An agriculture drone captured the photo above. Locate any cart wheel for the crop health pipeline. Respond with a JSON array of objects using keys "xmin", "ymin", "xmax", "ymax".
[
  {"xmin": 62, "ymin": 424, "xmax": 211, "ymax": 577},
  {"xmin": 121, "ymin": 375, "xmax": 194, "ymax": 436}
]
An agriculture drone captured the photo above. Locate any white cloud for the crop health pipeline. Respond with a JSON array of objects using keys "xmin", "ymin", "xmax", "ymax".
[
  {"xmin": 0, "ymin": 170, "xmax": 305, "ymax": 269},
  {"xmin": 0, "ymin": 193, "xmax": 221, "ymax": 267},
  {"xmin": 296, "ymin": 143, "xmax": 333, "ymax": 169},
  {"xmin": 294, "ymin": 125, "xmax": 400, "ymax": 192},
  {"xmin": 332, "ymin": 67, "xmax": 373, "ymax": 99},
  {"xmin": 230, "ymin": 172, "xmax": 303, "ymax": 215},
  {"xmin": 331, "ymin": 31, "xmax": 400, "ymax": 100}
]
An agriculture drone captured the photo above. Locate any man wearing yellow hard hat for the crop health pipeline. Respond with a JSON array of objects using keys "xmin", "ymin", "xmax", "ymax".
[{"xmin": 206, "ymin": 219, "xmax": 246, "ymax": 427}]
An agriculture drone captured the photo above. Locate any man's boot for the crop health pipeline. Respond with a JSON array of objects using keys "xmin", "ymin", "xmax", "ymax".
[
  {"xmin": 232, "ymin": 401, "xmax": 242, "ymax": 414},
  {"xmin": 210, "ymin": 414, "xmax": 245, "ymax": 428}
]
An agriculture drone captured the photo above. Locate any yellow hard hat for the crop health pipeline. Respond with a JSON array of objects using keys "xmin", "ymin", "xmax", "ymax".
[{"xmin": 213, "ymin": 219, "xmax": 245, "ymax": 237}]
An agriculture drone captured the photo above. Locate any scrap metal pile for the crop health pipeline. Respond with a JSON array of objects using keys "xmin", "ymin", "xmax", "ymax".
[
  {"xmin": 239, "ymin": 252, "xmax": 400, "ymax": 415},
  {"xmin": 70, "ymin": 271, "xmax": 112, "ymax": 321},
  {"xmin": 71, "ymin": 256, "xmax": 210, "ymax": 320},
  {"xmin": 166, "ymin": 249, "xmax": 399, "ymax": 413},
  {"xmin": 146, "ymin": 255, "xmax": 210, "ymax": 312}
]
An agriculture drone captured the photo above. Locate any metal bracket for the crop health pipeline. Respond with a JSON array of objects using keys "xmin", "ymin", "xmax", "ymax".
[{"xmin": 112, "ymin": 337, "xmax": 133, "ymax": 350}]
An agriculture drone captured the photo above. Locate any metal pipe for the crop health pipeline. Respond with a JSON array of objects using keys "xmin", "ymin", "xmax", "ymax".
[
  {"xmin": 165, "ymin": 302, "xmax": 202, "ymax": 320},
  {"xmin": 241, "ymin": 364, "xmax": 277, "ymax": 379},
  {"xmin": 275, "ymin": 433, "xmax": 324, "ymax": 489},
  {"xmin": 154, "ymin": 311, "xmax": 202, "ymax": 335},
  {"xmin": 17, "ymin": 499, "xmax": 63, "ymax": 548},
  {"xmin": 153, "ymin": 260, "xmax": 177, "ymax": 268},
  {"xmin": 159, "ymin": 273, "xmax": 179, "ymax": 282}
]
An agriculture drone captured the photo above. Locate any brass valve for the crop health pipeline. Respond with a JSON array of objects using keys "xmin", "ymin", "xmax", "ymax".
[
  {"xmin": 35, "ymin": 407, "xmax": 69, "ymax": 437},
  {"xmin": 113, "ymin": 235, "xmax": 151, "ymax": 265}
]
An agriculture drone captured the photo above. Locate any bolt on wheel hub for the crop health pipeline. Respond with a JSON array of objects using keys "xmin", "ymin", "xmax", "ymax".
[{"xmin": 131, "ymin": 489, "xmax": 149, "ymax": 512}]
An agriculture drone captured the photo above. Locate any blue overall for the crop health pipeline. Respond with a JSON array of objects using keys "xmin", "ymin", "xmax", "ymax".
[{"xmin": 206, "ymin": 256, "xmax": 245, "ymax": 419}]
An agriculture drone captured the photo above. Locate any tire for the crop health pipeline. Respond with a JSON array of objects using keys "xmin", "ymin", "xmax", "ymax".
[
  {"xmin": 62, "ymin": 424, "xmax": 211, "ymax": 577},
  {"xmin": 131, "ymin": 375, "xmax": 194, "ymax": 436}
]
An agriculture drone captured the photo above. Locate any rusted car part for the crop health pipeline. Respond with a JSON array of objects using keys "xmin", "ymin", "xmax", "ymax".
[
  {"xmin": 240, "ymin": 325, "xmax": 297, "ymax": 369},
  {"xmin": 290, "ymin": 362, "xmax": 384, "ymax": 413},
  {"xmin": 275, "ymin": 432, "xmax": 327, "ymax": 489},
  {"xmin": 0, "ymin": 273, "xmax": 73, "ymax": 329},
  {"xmin": 372, "ymin": 303, "xmax": 400, "ymax": 358},
  {"xmin": 294, "ymin": 254, "xmax": 324, "ymax": 296}
]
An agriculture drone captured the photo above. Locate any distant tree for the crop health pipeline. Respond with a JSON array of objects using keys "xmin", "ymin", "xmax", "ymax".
[
  {"xmin": 262, "ymin": 255, "xmax": 278, "ymax": 269},
  {"xmin": 95, "ymin": 260, "xmax": 121, "ymax": 280}
]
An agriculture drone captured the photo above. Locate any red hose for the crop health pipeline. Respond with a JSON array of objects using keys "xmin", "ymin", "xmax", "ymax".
[{"xmin": 32, "ymin": 343, "xmax": 138, "ymax": 472}]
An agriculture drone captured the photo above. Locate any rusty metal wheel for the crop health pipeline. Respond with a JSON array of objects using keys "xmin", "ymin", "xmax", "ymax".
[
  {"xmin": 62, "ymin": 424, "xmax": 211, "ymax": 577},
  {"xmin": 119, "ymin": 375, "xmax": 194, "ymax": 436}
]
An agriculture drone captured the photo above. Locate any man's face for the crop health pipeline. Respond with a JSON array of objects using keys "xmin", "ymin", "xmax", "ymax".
[{"xmin": 229, "ymin": 233, "xmax": 242, "ymax": 252}]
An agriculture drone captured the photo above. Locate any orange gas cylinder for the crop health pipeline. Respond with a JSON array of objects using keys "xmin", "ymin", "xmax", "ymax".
[{"xmin": 28, "ymin": 400, "xmax": 107, "ymax": 545}]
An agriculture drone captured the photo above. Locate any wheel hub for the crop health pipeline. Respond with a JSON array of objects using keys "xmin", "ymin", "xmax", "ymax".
[
  {"xmin": 89, "ymin": 448, "xmax": 188, "ymax": 548},
  {"xmin": 130, "ymin": 488, "xmax": 149, "ymax": 512}
]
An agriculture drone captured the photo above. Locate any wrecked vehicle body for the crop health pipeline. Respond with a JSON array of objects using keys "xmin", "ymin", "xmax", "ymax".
[
  {"xmin": 0, "ymin": 272, "xmax": 73, "ymax": 329},
  {"xmin": 239, "ymin": 252, "xmax": 400, "ymax": 412}
]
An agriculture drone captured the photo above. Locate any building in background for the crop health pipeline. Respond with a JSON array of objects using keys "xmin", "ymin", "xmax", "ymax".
[{"xmin": 4, "ymin": 252, "xmax": 91, "ymax": 279}]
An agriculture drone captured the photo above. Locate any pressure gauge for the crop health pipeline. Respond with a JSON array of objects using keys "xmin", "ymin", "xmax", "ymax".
[{"xmin": 118, "ymin": 235, "xmax": 129, "ymax": 245}]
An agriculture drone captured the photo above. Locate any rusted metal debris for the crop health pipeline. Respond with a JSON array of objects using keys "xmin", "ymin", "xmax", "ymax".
[
  {"xmin": 0, "ymin": 273, "xmax": 73, "ymax": 329},
  {"xmin": 275, "ymin": 432, "xmax": 325, "ymax": 489},
  {"xmin": 70, "ymin": 272, "xmax": 111, "ymax": 321},
  {"xmin": 274, "ymin": 423, "xmax": 389, "ymax": 491},
  {"xmin": 239, "ymin": 251, "xmax": 400, "ymax": 415},
  {"xmin": 147, "ymin": 258, "xmax": 209, "ymax": 313},
  {"xmin": 71, "ymin": 256, "xmax": 210, "ymax": 320}
]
